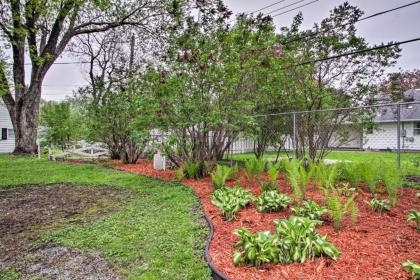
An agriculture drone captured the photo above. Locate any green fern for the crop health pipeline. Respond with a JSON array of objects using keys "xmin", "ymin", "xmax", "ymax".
[
  {"xmin": 175, "ymin": 167, "xmax": 185, "ymax": 180},
  {"xmin": 183, "ymin": 161, "xmax": 200, "ymax": 179},
  {"xmin": 314, "ymin": 162, "xmax": 337, "ymax": 190},
  {"xmin": 260, "ymin": 162, "xmax": 280, "ymax": 191},
  {"xmin": 381, "ymin": 164, "xmax": 401, "ymax": 206},
  {"xmin": 359, "ymin": 162, "xmax": 378, "ymax": 194},
  {"xmin": 211, "ymin": 165, "xmax": 232, "ymax": 189},
  {"xmin": 244, "ymin": 158, "xmax": 265, "ymax": 182},
  {"xmin": 324, "ymin": 188, "xmax": 358, "ymax": 231},
  {"xmin": 284, "ymin": 159, "xmax": 314, "ymax": 200},
  {"xmin": 344, "ymin": 163, "xmax": 362, "ymax": 188}
]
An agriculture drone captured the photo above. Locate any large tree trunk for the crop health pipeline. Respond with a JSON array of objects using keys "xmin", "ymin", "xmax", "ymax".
[{"xmin": 11, "ymin": 88, "xmax": 41, "ymax": 155}]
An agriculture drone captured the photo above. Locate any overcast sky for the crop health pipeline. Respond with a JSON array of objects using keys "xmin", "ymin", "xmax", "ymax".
[{"xmin": 40, "ymin": 0, "xmax": 420, "ymax": 101}]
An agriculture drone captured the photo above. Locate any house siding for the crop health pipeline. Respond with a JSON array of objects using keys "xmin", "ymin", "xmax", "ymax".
[
  {"xmin": 0, "ymin": 104, "xmax": 15, "ymax": 153},
  {"xmin": 401, "ymin": 122, "xmax": 420, "ymax": 150},
  {"xmin": 363, "ymin": 122, "xmax": 420, "ymax": 150}
]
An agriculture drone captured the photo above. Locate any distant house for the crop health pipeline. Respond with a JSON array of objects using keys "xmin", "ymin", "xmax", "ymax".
[
  {"xmin": 0, "ymin": 103, "xmax": 15, "ymax": 153},
  {"xmin": 331, "ymin": 89, "xmax": 420, "ymax": 151},
  {"xmin": 231, "ymin": 89, "xmax": 420, "ymax": 154},
  {"xmin": 362, "ymin": 89, "xmax": 420, "ymax": 151}
]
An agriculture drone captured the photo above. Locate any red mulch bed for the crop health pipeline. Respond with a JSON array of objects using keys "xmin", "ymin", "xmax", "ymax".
[{"xmin": 114, "ymin": 160, "xmax": 419, "ymax": 280}]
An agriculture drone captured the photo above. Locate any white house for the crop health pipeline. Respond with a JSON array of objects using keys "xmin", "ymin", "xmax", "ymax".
[
  {"xmin": 0, "ymin": 103, "xmax": 15, "ymax": 153},
  {"xmin": 362, "ymin": 89, "xmax": 420, "ymax": 151},
  {"xmin": 231, "ymin": 89, "xmax": 420, "ymax": 153}
]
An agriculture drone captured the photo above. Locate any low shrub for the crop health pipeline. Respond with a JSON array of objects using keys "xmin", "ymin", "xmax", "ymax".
[
  {"xmin": 291, "ymin": 200, "xmax": 327, "ymax": 220},
  {"xmin": 407, "ymin": 209, "xmax": 420, "ymax": 231},
  {"xmin": 324, "ymin": 189, "xmax": 359, "ymax": 231},
  {"xmin": 244, "ymin": 158, "xmax": 265, "ymax": 182},
  {"xmin": 211, "ymin": 186, "xmax": 254, "ymax": 221},
  {"xmin": 233, "ymin": 217, "xmax": 340, "ymax": 266},
  {"xmin": 256, "ymin": 190, "xmax": 293, "ymax": 212},
  {"xmin": 402, "ymin": 260, "xmax": 420, "ymax": 280},
  {"xmin": 366, "ymin": 198, "xmax": 391, "ymax": 212}
]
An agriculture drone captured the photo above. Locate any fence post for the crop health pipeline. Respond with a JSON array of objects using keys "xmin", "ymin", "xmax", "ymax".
[
  {"xmin": 292, "ymin": 112, "xmax": 297, "ymax": 157},
  {"xmin": 396, "ymin": 103, "xmax": 401, "ymax": 169}
]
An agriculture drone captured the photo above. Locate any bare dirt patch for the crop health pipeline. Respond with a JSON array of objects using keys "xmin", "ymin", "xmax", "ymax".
[
  {"xmin": 24, "ymin": 246, "xmax": 121, "ymax": 280},
  {"xmin": 0, "ymin": 184, "xmax": 130, "ymax": 279}
]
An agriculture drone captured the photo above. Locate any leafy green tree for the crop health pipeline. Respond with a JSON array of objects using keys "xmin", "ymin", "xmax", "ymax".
[
  {"xmin": 137, "ymin": 7, "xmax": 288, "ymax": 174},
  {"xmin": 280, "ymin": 2, "xmax": 401, "ymax": 161},
  {"xmin": 0, "ymin": 0, "xmax": 182, "ymax": 154},
  {"xmin": 39, "ymin": 100, "xmax": 85, "ymax": 149},
  {"xmin": 379, "ymin": 69, "xmax": 420, "ymax": 100}
]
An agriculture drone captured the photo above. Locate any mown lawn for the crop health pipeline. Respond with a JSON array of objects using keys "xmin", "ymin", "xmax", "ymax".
[
  {"xmin": 228, "ymin": 150, "xmax": 420, "ymax": 175},
  {"xmin": 0, "ymin": 155, "xmax": 211, "ymax": 280}
]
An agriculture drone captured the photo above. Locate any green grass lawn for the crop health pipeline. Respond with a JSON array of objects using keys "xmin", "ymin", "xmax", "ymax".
[
  {"xmin": 0, "ymin": 155, "xmax": 211, "ymax": 280},
  {"xmin": 228, "ymin": 150, "xmax": 420, "ymax": 175}
]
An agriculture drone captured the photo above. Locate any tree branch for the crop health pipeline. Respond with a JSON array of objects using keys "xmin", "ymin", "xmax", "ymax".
[{"xmin": 0, "ymin": 64, "xmax": 15, "ymax": 111}]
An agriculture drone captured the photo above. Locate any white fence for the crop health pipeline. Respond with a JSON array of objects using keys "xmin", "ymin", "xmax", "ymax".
[{"xmin": 49, "ymin": 142, "xmax": 109, "ymax": 160}]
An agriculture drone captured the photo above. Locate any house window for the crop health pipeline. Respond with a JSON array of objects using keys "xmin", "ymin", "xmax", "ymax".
[
  {"xmin": 1, "ymin": 128, "xmax": 7, "ymax": 140},
  {"xmin": 414, "ymin": 122, "xmax": 420, "ymax": 136},
  {"xmin": 7, "ymin": 129, "xmax": 15, "ymax": 139}
]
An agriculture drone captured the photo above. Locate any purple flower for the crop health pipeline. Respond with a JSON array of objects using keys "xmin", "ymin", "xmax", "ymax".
[{"xmin": 274, "ymin": 43, "xmax": 283, "ymax": 56}]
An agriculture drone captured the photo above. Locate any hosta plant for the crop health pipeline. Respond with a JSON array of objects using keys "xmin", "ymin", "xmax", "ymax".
[
  {"xmin": 291, "ymin": 200, "xmax": 328, "ymax": 220},
  {"xmin": 366, "ymin": 198, "xmax": 391, "ymax": 212},
  {"xmin": 256, "ymin": 190, "xmax": 293, "ymax": 212},
  {"xmin": 211, "ymin": 164, "xmax": 235, "ymax": 189},
  {"xmin": 211, "ymin": 186, "xmax": 254, "ymax": 221},
  {"xmin": 274, "ymin": 217, "xmax": 340, "ymax": 264},
  {"xmin": 324, "ymin": 189, "xmax": 359, "ymax": 231},
  {"xmin": 402, "ymin": 260, "xmax": 420, "ymax": 280},
  {"xmin": 244, "ymin": 158, "xmax": 265, "ymax": 182},
  {"xmin": 233, "ymin": 229, "xmax": 277, "ymax": 267},
  {"xmin": 233, "ymin": 217, "xmax": 340, "ymax": 266},
  {"xmin": 337, "ymin": 182, "xmax": 356, "ymax": 197},
  {"xmin": 407, "ymin": 209, "xmax": 420, "ymax": 231},
  {"xmin": 284, "ymin": 159, "xmax": 314, "ymax": 200}
]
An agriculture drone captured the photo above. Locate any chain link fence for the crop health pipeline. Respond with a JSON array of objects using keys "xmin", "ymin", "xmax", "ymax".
[{"xmin": 227, "ymin": 101, "xmax": 420, "ymax": 176}]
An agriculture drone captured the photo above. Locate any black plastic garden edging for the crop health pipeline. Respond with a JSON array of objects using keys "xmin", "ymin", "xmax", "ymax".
[
  {"xmin": 109, "ymin": 167, "xmax": 230, "ymax": 280},
  {"xmin": 201, "ymin": 203, "xmax": 230, "ymax": 280}
]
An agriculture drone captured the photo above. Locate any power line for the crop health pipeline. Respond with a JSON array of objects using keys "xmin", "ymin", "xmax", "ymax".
[
  {"xmin": 252, "ymin": 0, "xmax": 289, "ymax": 13},
  {"xmin": 285, "ymin": 37, "xmax": 420, "ymax": 69},
  {"xmin": 4, "ymin": 61, "xmax": 90, "ymax": 66},
  {"xmin": 271, "ymin": 0, "xmax": 320, "ymax": 18},
  {"xmin": 25, "ymin": 61, "xmax": 90, "ymax": 66},
  {"xmin": 263, "ymin": 0, "xmax": 307, "ymax": 15},
  {"xmin": 283, "ymin": 0, "xmax": 420, "ymax": 45},
  {"xmin": 36, "ymin": 37, "xmax": 420, "ymax": 95}
]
